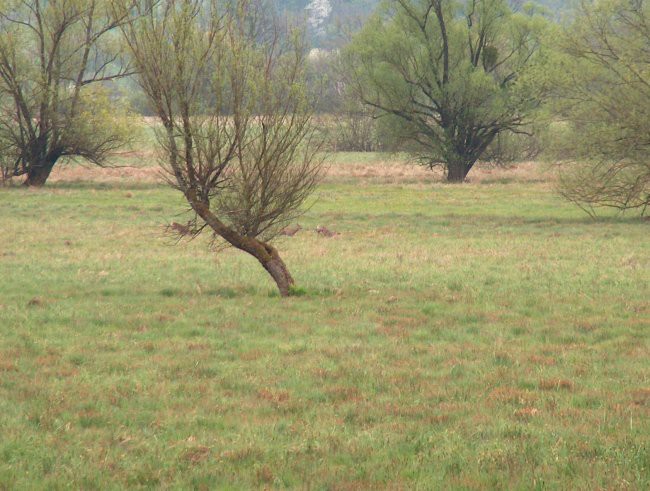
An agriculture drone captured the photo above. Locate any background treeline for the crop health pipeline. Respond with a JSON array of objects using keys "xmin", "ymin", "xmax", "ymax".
[{"xmin": 0, "ymin": 0, "xmax": 648, "ymax": 216}]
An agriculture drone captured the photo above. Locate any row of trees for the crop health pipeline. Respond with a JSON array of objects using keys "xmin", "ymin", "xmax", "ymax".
[{"xmin": 0, "ymin": 0, "xmax": 647, "ymax": 293}]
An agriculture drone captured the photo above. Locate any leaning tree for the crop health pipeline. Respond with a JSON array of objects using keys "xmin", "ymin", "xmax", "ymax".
[
  {"xmin": 117, "ymin": 0, "xmax": 324, "ymax": 296},
  {"xmin": 0, "ymin": 0, "xmax": 134, "ymax": 186},
  {"xmin": 344, "ymin": 0, "xmax": 547, "ymax": 181}
]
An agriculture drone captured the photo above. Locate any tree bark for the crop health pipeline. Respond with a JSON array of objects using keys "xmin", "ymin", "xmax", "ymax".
[
  {"xmin": 189, "ymin": 197, "xmax": 296, "ymax": 297},
  {"xmin": 446, "ymin": 160, "xmax": 469, "ymax": 182},
  {"xmin": 22, "ymin": 157, "xmax": 57, "ymax": 187},
  {"xmin": 259, "ymin": 243, "xmax": 295, "ymax": 297}
]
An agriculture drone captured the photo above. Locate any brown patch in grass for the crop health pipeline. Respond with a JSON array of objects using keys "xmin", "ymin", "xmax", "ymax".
[
  {"xmin": 27, "ymin": 296, "xmax": 45, "ymax": 307},
  {"xmin": 374, "ymin": 312, "xmax": 423, "ymax": 339},
  {"xmin": 48, "ymin": 161, "xmax": 163, "ymax": 184},
  {"xmin": 54, "ymin": 367, "xmax": 80, "ymax": 378},
  {"xmin": 77, "ymin": 407, "xmax": 100, "ymax": 418},
  {"xmin": 630, "ymin": 388, "xmax": 650, "ymax": 406},
  {"xmin": 330, "ymin": 480, "xmax": 381, "ymax": 491},
  {"xmin": 312, "ymin": 368, "xmax": 337, "ymax": 380},
  {"xmin": 141, "ymin": 341, "xmax": 156, "ymax": 352},
  {"xmin": 182, "ymin": 446, "xmax": 211, "ymax": 465},
  {"xmin": 218, "ymin": 447, "xmax": 264, "ymax": 463},
  {"xmin": 327, "ymin": 386, "xmax": 362, "ymax": 402},
  {"xmin": 35, "ymin": 354, "xmax": 60, "ymax": 367},
  {"xmin": 529, "ymin": 354, "xmax": 557, "ymax": 366},
  {"xmin": 539, "ymin": 379, "xmax": 574, "ymax": 391},
  {"xmin": 255, "ymin": 465, "xmax": 274, "ymax": 484},
  {"xmin": 0, "ymin": 360, "xmax": 17, "ymax": 372},
  {"xmin": 239, "ymin": 349, "xmax": 264, "ymax": 361},
  {"xmin": 384, "ymin": 402, "xmax": 455, "ymax": 423},
  {"xmin": 47, "ymin": 158, "xmax": 549, "ymax": 186},
  {"xmin": 575, "ymin": 321, "xmax": 598, "ymax": 332},
  {"xmin": 257, "ymin": 388, "xmax": 290, "ymax": 404},
  {"xmin": 376, "ymin": 324, "xmax": 410, "ymax": 338},
  {"xmin": 187, "ymin": 342, "xmax": 211, "ymax": 351},
  {"xmin": 487, "ymin": 387, "xmax": 538, "ymax": 406},
  {"xmin": 514, "ymin": 407, "xmax": 540, "ymax": 419},
  {"xmin": 324, "ymin": 159, "xmax": 549, "ymax": 184}
]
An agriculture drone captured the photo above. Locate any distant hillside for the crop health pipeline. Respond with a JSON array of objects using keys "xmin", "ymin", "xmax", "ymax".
[
  {"xmin": 273, "ymin": 0, "xmax": 380, "ymax": 47},
  {"xmin": 273, "ymin": 0, "xmax": 571, "ymax": 47}
]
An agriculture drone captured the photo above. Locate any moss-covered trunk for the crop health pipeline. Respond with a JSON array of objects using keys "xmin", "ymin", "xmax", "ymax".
[{"xmin": 189, "ymin": 197, "xmax": 295, "ymax": 297}]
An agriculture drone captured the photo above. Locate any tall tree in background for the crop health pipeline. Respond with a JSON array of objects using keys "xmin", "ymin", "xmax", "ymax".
[
  {"xmin": 0, "ymin": 0, "xmax": 134, "ymax": 186},
  {"xmin": 552, "ymin": 0, "xmax": 650, "ymax": 215},
  {"xmin": 118, "ymin": 0, "xmax": 324, "ymax": 296},
  {"xmin": 344, "ymin": 0, "xmax": 547, "ymax": 181}
]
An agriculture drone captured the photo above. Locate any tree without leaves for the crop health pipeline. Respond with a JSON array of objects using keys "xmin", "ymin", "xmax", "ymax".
[
  {"xmin": 344, "ymin": 0, "xmax": 547, "ymax": 182},
  {"xmin": 117, "ymin": 0, "xmax": 324, "ymax": 296},
  {"xmin": 551, "ymin": 0, "xmax": 650, "ymax": 215}
]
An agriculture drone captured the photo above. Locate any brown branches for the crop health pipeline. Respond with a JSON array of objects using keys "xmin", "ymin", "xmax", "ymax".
[
  {"xmin": 554, "ymin": 0, "xmax": 650, "ymax": 215},
  {"xmin": 345, "ymin": 0, "xmax": 545, "ymax": 181},
  {"xmin": 119, "ymin": 0, "xmax": 324, "ymax": 296},
  {"xmin": 0, "ymin": 0, "xmax": 135, "ymax": 186}
]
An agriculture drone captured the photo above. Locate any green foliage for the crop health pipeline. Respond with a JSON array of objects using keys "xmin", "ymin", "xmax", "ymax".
[
  {"xmin": 549, "ymin": 0, "xmax": 650, "ymax": 215},
  {"xmin": 0, "ymin": 0, "xmax": 135, "ymax": 185},
  {"xmin": 344, "ymin": 0, "xmax": 550, "ymax": 180}
]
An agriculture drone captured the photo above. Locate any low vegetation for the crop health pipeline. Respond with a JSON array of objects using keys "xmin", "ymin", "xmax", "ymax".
[{"xmin": 0, "ymin": 155, "xmax": 648, "ymax": 488}]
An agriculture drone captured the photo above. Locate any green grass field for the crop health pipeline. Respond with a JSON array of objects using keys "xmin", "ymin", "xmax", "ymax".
[{"xmin": 0, "ymin": 156, "xmax": 648, "ymax": 489}]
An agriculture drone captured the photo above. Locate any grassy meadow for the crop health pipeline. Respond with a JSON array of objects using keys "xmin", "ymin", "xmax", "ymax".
[{"xmin": 0, "ymin": 154, "xmax": 648, "ymax": 489}]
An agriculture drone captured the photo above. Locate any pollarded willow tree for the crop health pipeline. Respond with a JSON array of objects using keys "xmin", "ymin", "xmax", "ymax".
[
  {"xmin": 117, "ymin": 0, "xmax": 324, "ymax": 296},
  {"xmin": 0, "ymin": 0, "xmax": 134, "ymax": 186},
  {"xmin": 552, "ymin": 0, "xmax": 650, "ymax": 215},
  {"xmin": 344, "ymin": 0, "xmax": 547, "ymax": 182}
]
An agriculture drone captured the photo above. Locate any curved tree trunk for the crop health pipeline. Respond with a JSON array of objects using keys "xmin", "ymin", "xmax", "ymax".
[
  {"xmin": 259, "ymin": 243, "xmax": 295, "ymax": 297},
  {"xmin": 189, "ymin": 197, "xmax": 296, "ymax": 297}
]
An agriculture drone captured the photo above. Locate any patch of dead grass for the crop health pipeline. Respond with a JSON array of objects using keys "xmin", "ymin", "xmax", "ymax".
[
  {"xmin": 45, "ymin": 158, "xmax": 550, "ymax": 186},
  {"xmin": 539, "ymin": 379, "xmax": 574, "ymax": 391},
  {"xmin": 182, "ymin": 445, "xmax": 211, "ymax": 465},
  {"xmin": 513, "ymin": 407, "xmax": 540, "ymax": 419},
  {"xmin": 487, "ymin": 387, "xmax": 538, "ymax": 406},
  {"xmin": 630, "ymin": 388, "xmax": 650, "ymax": 406}
]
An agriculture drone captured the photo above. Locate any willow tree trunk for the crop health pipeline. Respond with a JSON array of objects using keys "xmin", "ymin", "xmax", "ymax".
[
  {"xmin": 447, "ymin": 162, "xmax": 468, "ymax": 182},
  {"xmin": 23, "ymin": 157, "xmax": 58, "ymax": 187},
  {"xmin": 189, "ymin": 198, "xmax": 296, "ymax": 297},
  {"xmin": 258, "ymin": 243, "xmax": 295, "ymax": 297},
  {"xmin": 446, "ymin": 158, "xmax": 473, "ymax": 183}
]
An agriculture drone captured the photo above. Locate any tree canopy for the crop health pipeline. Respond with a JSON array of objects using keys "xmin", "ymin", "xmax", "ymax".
[
  {"xmin": 0, "ymin": 0, "xmax": 134, "ymax": 186},
  {"xmin": 344, "ymin": 0, "xmax": 548, "ymax": 181},
  {"xmin": 551, "ymin": 0, "xmax": 650, "ymax": 214}
]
